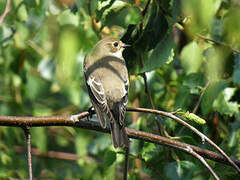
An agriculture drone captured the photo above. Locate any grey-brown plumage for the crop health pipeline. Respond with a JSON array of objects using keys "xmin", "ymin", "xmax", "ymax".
[{"xmin": 84, "ymin": 37, "xmax": 129, "ymax": 148}]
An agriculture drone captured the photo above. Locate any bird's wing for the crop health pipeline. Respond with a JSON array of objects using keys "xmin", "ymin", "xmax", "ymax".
[
  {"xmin": 86, "ymin": 75, "xmax": 113, "ymax": 128},
  {"xmin": 119, "ymin": 79, "xmax": 129, "ymax": 125},
  {"xmin": 87, "ymin": 75, "xmax": 106, "ymax": 105}
]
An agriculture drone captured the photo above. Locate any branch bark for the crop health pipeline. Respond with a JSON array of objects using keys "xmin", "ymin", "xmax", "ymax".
[
  {"xmin": 22, "ymin": 126, "xmax": 33, "ymax": 180},
  {"xmin": 0, "ymin": 108, "xmax": 239, "ymax": 169}
]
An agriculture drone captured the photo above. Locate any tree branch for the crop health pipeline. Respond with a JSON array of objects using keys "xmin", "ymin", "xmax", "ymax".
[
  {"xmin": 197, "ymin": 34, "xmax": 240, "ymax": 54},
  {"xmin": 0, "ymin": 0, "xmax": 11, "ymax": 25},
  {"xmin": 123, "ymin": 147, "xmax": 129, "ymax": 180},
  {"xmin": 22, "ymin": 126, "xmax": 33, "ymax": 180},
  {"xmin": 0, "ymin": 108, "xmax": 240, "ymax": 170}
]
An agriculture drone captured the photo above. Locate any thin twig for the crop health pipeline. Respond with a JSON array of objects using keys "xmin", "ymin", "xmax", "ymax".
[
  {"xmin": 142, "ymin": 0, "xmax": 151, "ymax": 17},
  {"xmin": 184, "ymin": 146, "xmax": 219, "ymax": 180},
  {"xmin": 192, "ymin": 81, "xmax": 210, "ymax": 114},
  {"xmin": 0, "ymin": 0, "xmax": 11, "ymax": 25},
  {"xmin": 123, "ymin": 147, "xmax": 129, "ymax": 180},
  {"xmin": 28, "ymin": 40, "xmax": 48, "ymax": 58},
  {"xmin": 197, "ymin": 34, "xmax": 240, "ymax": 54},
  {"xmin": 22, "ymin": 126, "xmax": 33, "ymax": 180}
]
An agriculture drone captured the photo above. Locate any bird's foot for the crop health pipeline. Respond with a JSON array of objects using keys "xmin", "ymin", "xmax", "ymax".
[{"xmin": 87, "ymin": 106, "xmax": 95, "ymax": 121}]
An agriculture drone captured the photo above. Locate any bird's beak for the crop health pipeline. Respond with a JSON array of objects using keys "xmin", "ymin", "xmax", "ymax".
[{"xmin": 122, "ymin": 43, "xmax": 131, "ymax": 48}]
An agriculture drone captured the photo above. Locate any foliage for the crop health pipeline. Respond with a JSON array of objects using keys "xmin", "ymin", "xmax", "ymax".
[{"xmin": 0, "ymin": 0, "xmax": 240, "ymax": 179}]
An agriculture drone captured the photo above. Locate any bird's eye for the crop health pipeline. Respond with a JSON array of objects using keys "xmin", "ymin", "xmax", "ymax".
[{"xmin": 113, "ymin": 42, "xmax": 119, "ymax": 47}]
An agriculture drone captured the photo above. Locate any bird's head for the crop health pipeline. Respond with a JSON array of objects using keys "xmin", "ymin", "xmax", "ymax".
[{"xmin": 93, "ymin": 37, "xmax": 130, "ymax": 59}]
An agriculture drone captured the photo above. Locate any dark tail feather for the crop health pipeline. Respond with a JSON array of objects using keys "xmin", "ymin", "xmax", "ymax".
[
  {"xmin": 110, "ymin": 121, "xmax": 129, "ymax": 148},
  {"xmin": 110, "ymin": 102, "xmax": 129, "ymax": 148}
]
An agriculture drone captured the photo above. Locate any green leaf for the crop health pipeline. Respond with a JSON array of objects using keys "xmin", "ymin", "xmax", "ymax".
[
  {"xmin": 104, "ymin": 150, "xmax": 116, "ymax": 167},
  {"xmin": 18, "ymin": 4, "xmax": 28, "ymax": 22},
  {"xmin": 96, "ymin": 0, "xmax": 127, "ymax": 22},
  {"xmin": 121, "ymin": 0, "xmax": 168, "ymax": 74},
  {"xmin": 135, "ymin": 0, "xmax": 168, "ymax": 52},
  {"xmin": 103, "ymin": 4, "xmax": 140, "ymax": 28},
  {"xmin": 204, "ymin": 47, "xmax": 228, "ymax": 82},
  {"xmin": 14, "ymin": 22, "xmax": 29, "ymax": 49},
  {"xmin": 141, "ymin": 34, "xmax": 175, "ymax": 73},
  {"xmin": 180, "ymin": 41, "xmax": 203, "ymax": 74},
  {"xmin": 201, "ymin": 80, "xmax": 229, "ymax": 115},
  {"xmin": 223, "ymin": 7, "xmax": 240, "ymax": 50},
  {"xmin": 182, "ymin": 0, "xmax": 217, "ymax": 36},
  {"xmin": 164, "ymin": 161, "xmax": 197, "ymax": 180},
  {"xmin": 213, "ymin": 88, "xmax": 239, "ymax": 116},
  {"xmin": 0, "ymin": 153, "xmax": 12, "ymax": 165},
  {"xmin": 183, "ymin": 73, "xmax": 205, "ymax": 89},
  {"xmin": 183, "ymin": 73, "xmax": 205, "ymax": 95},
  {"xmin": 141, "ymin": 143, "xmax": 156, "ymax": 162},
  {"xmin": 57, "ymin": 9, "xmax": 79, "ymax": 26},
  {"xmin": 88, "ymin": 135, "xmax": 111, "ymax": 154}
]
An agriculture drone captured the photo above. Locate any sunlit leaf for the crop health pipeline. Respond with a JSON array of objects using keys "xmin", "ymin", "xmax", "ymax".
[
  {"xmin": 213, "ymin": 88, "xmax": 239, "ymax": 116},
  {"xmin": 57, "ymin": 9, "xmax": 79, "ymax": 26},
  {"xmin": 141, "ymin": 143, "xmax": 156, "ymax": 162},
  {"xmin": 180, "ymin": 41, "xmax": 203, "ymax": 74},
  {"xmin": 182, "ymin": 0, "xmax": 218, "ymax": 36},
  {"xmin": 18, "ymin": 4, "xmax": 28, "ymax": 22},
  {"xmin": 201, "ymin": 80, "xmax": 229, "ymax": 115}
]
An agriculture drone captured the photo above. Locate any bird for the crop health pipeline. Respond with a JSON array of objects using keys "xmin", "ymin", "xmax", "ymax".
[{"xmin": 84, "ymin": 37, "xmax": 130, "ymax": 148}]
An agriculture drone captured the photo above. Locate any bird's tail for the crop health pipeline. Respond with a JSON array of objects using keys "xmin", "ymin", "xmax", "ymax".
[
  {"xmin": 109, "ymin": 102, "xmax": 129, "ymax": 148},
  {"xmin": 110, "ymin": 121, "xmax": 129, "ymax": 148}
]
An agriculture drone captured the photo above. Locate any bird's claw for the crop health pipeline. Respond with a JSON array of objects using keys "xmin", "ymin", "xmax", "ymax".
[{"xmin": 87, "ymin": 106, "xmax": 95, "ymax": 121}]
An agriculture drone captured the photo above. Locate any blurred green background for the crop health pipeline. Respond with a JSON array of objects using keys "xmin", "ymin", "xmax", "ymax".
[{"xmin": 0, "ymin": 0, "xmax": 240, "ymax": 179}]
